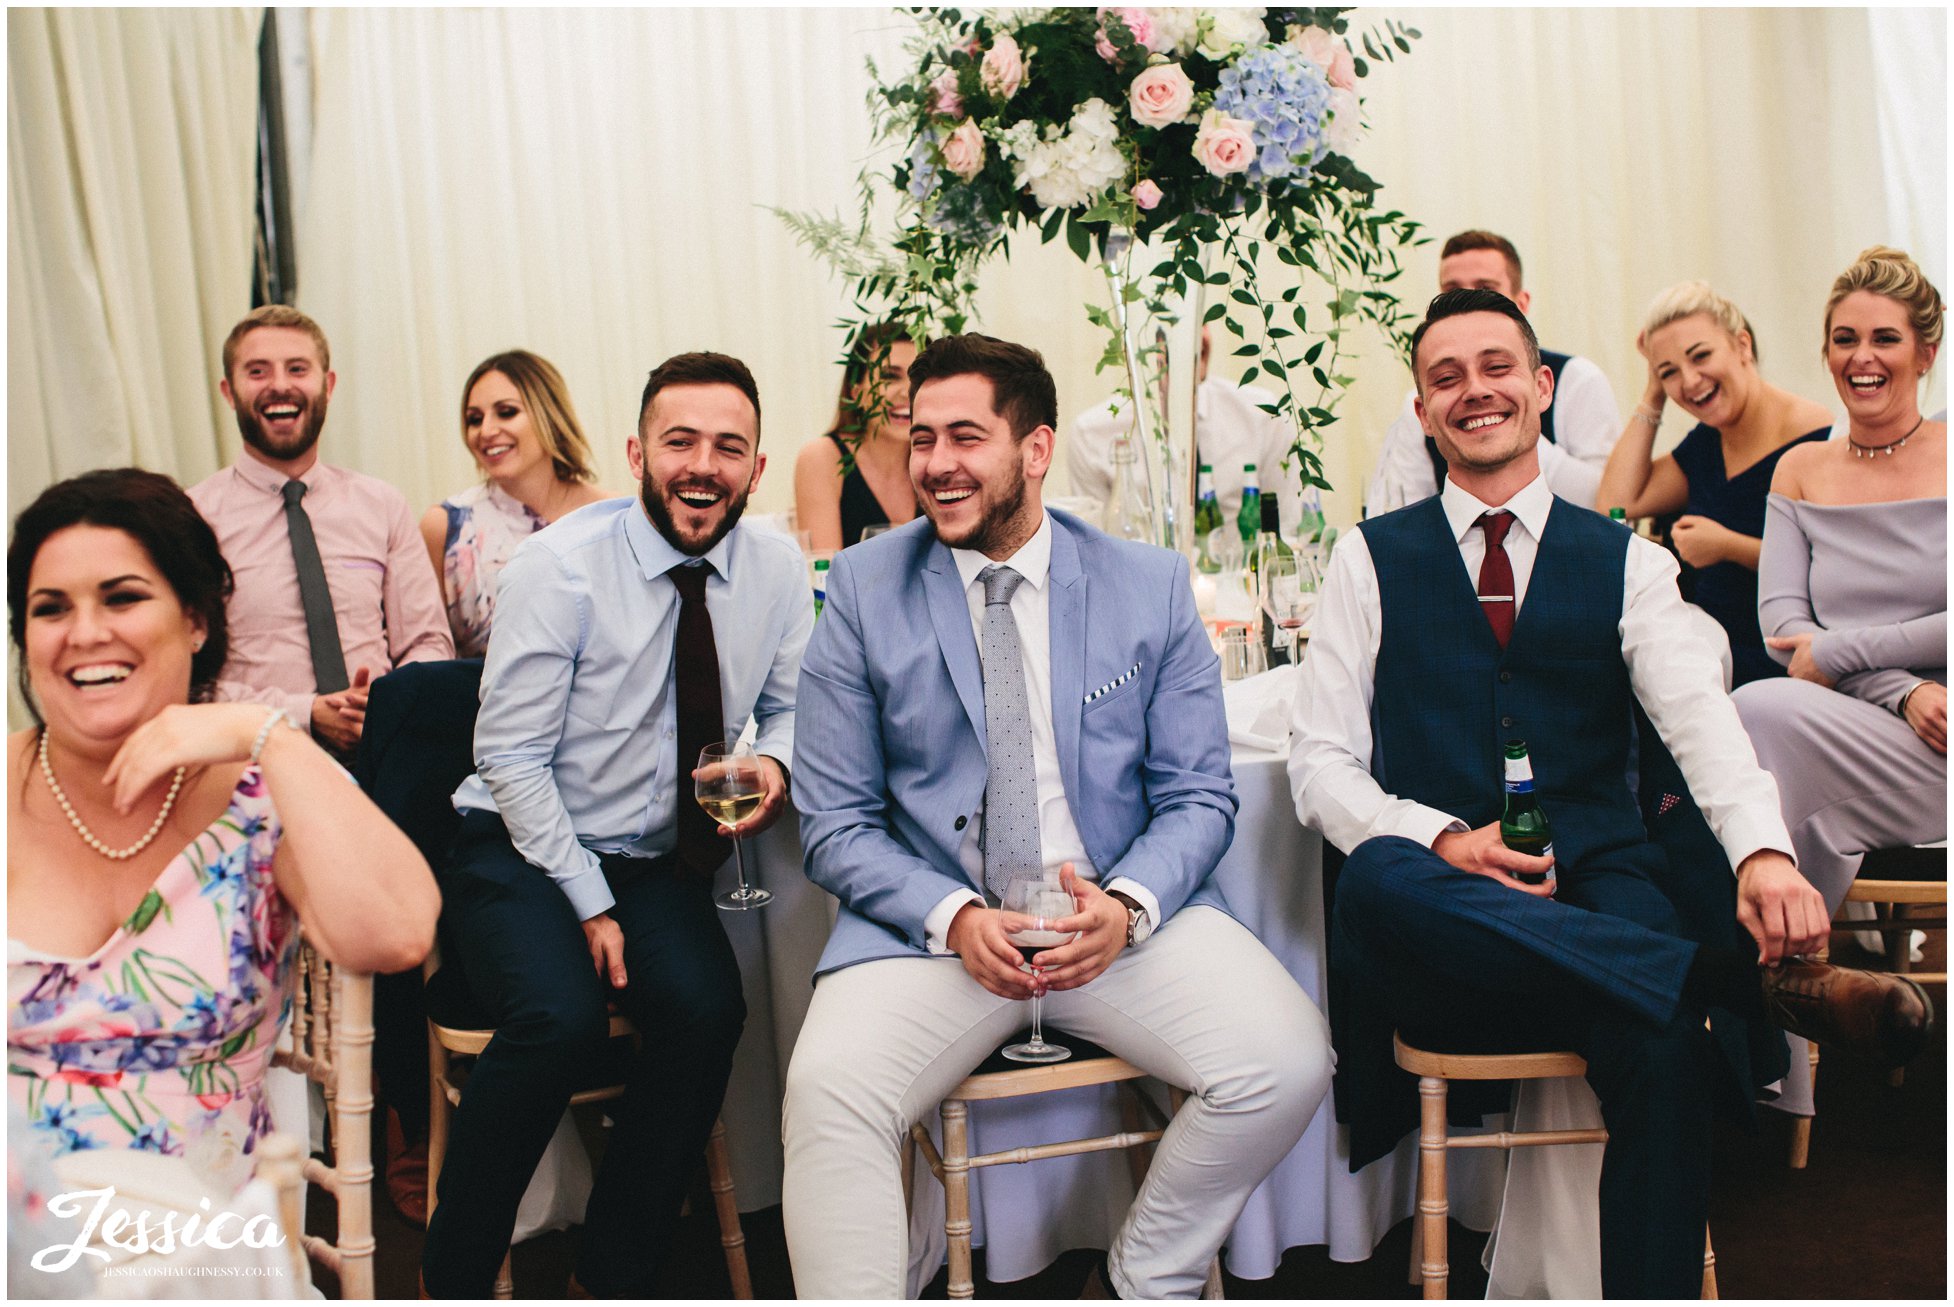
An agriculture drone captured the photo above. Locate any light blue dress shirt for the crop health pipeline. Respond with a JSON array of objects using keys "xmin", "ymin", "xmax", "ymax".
[{"xmin": 453, "ymin": 497, "xmax": 812, "ymax": 920}]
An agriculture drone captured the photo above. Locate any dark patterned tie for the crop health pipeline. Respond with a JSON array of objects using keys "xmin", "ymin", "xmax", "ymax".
[
  {"xmin": 977, "ymin": 565, "xmax": 1042, "ymax": 900},
  {"xmin": 280, "ymin": 480, "xmax": 350, "ymax": 693},
  {"xmin": 1476, "ymin": 511, "xmax": 1516, "ymax": 650},
  {"xmin": 669, "ymin": 563, "xmax": 725, "ymax": 875}
]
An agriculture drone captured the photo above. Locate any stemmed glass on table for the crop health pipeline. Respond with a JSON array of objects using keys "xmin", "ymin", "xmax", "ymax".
[
  {"xmin": 1001, "ymin": 876, "xmax": 1080, "ymax": 1063},
  {"xmin": 1259, "ymin": 554, "xmax": 1319, "ymax": 664},
  {"xmin": 695, "ymin": 740, "xmax": 771, "ymax": 911}
]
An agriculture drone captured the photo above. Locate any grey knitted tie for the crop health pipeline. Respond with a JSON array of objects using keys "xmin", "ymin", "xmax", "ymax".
[
  {"xmin": 281, "ymin": 479, "xmax": 350, "ymax": 694},
  {"xmin": 978, "ymin": 564, "xmax": 1042, "ymax": 899}
]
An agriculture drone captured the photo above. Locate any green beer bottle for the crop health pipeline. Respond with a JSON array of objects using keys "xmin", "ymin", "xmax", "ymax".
[
  {"xmin": 1500, "ymin": 739, "xmax": 1555, "ymax": 885},
  {"xmin": 812, "ymin": 556, "xmax": 830, "ymax": 619},
  {"xmin": 1236, "ymin": 464, "xmax": 1261, "ymax": 588},
  {"xmin": 1608, "ymin": 507, "xmax": 1628, "ymax": 525},
  {"xmin": 1193, "ymin": 463, "xmax": 1222, "ymax": 573}
]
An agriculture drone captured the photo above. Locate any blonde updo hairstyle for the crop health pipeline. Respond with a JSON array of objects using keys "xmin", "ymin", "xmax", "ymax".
[
  {"xmin": 1642, "ymin": 280, "xmax": 1760, "ymax": 363},
  {"xmin": 1823, "ymin": 245, "xmax": 1944, "ymax": 364},
  {"xmin": 460, "ymin": 350, "xmax": 598, "ymax": 484}
]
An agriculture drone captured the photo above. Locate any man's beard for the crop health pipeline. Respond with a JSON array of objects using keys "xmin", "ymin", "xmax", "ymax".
[
  {"xmin": 236, "ymin": 395, "xmax": 327, "ymax": 464},
  {"xmin": 924, "ymin": 461, "xmax": 1029, "ymax": 554},
  {"xmin": 642, "ymin": 471, "xmax": 752, "ymax": 557}
]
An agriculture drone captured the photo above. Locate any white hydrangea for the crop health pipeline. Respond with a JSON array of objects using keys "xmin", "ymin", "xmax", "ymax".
[
  {"xmin": 1197, "ymin": 8, "xmax": 1268, "ymax": 61},
  {"xmin": 1149, "ymin": 8, "xmax": 1203, "ymax": 56},
  {"xmin": 1012, "ymin": 97, "xmax": 1128, "ymax": 211}
]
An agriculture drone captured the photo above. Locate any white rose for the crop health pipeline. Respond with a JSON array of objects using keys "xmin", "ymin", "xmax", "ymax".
[
  {"xmin": 1198, "ymin": 8, "xmax": 1268, "ymax": 60},
  {"xmin": 1150, "ymin": 8, "xmax": 1203, "ymax": 56},
  {"xmin": 1323, "ymin": 86, "xmax": 1363, "ymax": 154}
]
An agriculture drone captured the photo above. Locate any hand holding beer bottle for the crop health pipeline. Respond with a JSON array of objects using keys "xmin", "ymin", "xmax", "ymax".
[{"xmin": 1498, "ymin": 740, "xmax": 1556, "ymax": 888}]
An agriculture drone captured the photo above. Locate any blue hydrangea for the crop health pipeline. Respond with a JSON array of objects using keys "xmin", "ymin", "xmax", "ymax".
[
  {"xmin": 1213, "ymin": 44, "xmax": 1332, "ymax": 182},
  {"xmin": 907, "ymin": 136, "xmax": 941, "ymax": 202}
]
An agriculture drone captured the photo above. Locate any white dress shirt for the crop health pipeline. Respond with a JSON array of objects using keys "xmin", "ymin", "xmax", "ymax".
[
  {"xmin": 920, "ymin": 512, "xmax": 1162, "ymax": 951},
  {"xmin": 1069, "ymin": 378, "xmax": 1304, "ymax": 526},
  {"xmin": 1364, "ymin": 354, "xmax": 1620, "ymax": 515},
  {"xmin": 1289, "ymin": 473, "xmax": 1795, "ymax": 872}
]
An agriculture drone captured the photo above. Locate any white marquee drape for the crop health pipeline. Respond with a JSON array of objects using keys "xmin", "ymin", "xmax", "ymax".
[{"xmin": 7, "ymin": 7, "xmax": 259, "ymax": 520}]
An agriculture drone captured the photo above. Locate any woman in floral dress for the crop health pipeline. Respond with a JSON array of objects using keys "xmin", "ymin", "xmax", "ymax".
[
  {"xmin": 420, "ymin": 350, "xmax": 610, "ymax": 658},
  {"xmin": 7, "ymin": 469, "xmax": 439, "ymax": 1194}
]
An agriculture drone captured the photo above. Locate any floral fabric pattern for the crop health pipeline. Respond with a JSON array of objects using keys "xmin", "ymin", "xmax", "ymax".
[
  {"xmin": 441, "ymin": 482, "xmax": 545, "ymax": 658},
  {"xmin": 9, "ymin": 767, "xmax": 296, "ymax": 1194}
]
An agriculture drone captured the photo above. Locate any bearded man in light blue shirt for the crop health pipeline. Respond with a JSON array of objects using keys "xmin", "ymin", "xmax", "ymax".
[{"xmin": 423, "ymin": 352, "xmax": 812, "ymax": 1299}]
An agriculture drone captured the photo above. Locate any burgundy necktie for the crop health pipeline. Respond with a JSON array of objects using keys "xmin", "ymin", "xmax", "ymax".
[
  {"xmin": 669, "ymin": 563, "xmax": 725, "ymax": 874},
  {"xmin": 1476, "ymin": 511, "xmax": 1516, "ymax": 650}
]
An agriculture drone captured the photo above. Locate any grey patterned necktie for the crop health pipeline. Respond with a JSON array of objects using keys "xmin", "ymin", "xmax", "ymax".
[
  {"xmin": 281, "ymin": 479, "xmax": 350, "ymax": 694},
  {"xmin": 977, "ymin": 564, "xmax": 1042, "ymax": 900}
]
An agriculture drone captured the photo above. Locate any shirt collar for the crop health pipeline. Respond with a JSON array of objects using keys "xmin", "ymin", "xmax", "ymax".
[
  {"xmin": 232, "ymin": 451, "xmax": 326, "ymax": 496},
  {"xmin": 1439, "ymin": 473, "xmax": 1553, "ymax": 545},
  {"xmin": 952, "ymin": 510, "xmax": 1053, "ymax": 594},
  {"xmin": 625, "ymin": 497, "xmax": 738, "ymax": 583}
]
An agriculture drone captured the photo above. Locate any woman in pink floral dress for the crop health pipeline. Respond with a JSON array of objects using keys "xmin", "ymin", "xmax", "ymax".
[
  {"xmin": 7, "ymin": 469, "xmax": 440, "ymax": 1195},
  {"xmin": 419, "ymin": 351, "xmax": 610, "ymax": 658}
]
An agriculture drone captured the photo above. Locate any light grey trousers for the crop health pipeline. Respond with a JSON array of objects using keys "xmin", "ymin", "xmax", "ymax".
[
  {"xmin": 780, "ymin": 907, "xmax": 1332, "ymax": 1298},
  {"xmin": 1734, "ymin": 676, "xmax": 1946, "ymax": 1113}
]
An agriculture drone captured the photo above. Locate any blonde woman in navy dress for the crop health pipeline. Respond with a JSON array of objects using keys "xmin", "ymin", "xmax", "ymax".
[{"xmin": 1597, "ymin": 282, "xmax": 1835, "ymax": 685}]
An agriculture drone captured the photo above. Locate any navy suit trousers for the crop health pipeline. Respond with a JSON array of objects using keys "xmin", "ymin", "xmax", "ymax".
[
  {"xmin": 1335, "ymin": 836, "xmax": 1717, "ymax": 1299},
  {"xmin": 420, "ymin": 811, "xmax": 746, "ymax": 1298}
]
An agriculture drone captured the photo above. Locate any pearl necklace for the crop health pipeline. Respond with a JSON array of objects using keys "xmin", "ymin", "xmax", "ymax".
[
  {"xmin": 37, "ymin": 729, "xmax": 186, "ymax": 861},
  {"xmin": 1847, "ymin": 415, "xmax": 1925, "ymax": 459}
]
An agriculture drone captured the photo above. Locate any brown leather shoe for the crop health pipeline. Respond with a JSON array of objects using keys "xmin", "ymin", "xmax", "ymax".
[
  {"xmin": 1760, "ymin": 958, "xmax": 1933, "ymax": 1069},
  {"xmin": 385, "ymin": 1107, "xmax": 430, "ymax": 1226}
]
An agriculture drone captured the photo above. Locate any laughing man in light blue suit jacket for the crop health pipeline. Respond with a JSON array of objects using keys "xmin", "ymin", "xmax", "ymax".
[{"xmin": 781, "ymin": 334, "xmax": 1331, "ymax": 1299}]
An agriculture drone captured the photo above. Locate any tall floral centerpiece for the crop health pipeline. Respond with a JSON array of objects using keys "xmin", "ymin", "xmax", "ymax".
[{"xmin": 784, "ymin": 7, "xmax": 1423, "ymax": 545}]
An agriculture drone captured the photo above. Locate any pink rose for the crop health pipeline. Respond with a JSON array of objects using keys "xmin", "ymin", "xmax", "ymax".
[
  {"xmin": 1127, "ymin": 62, "xmax": 1194, "ymax": 129},
  {"xmin": 1132, "ymin": 179, "xmax": 1163, "ymax": 211},
  {"xmin": 1095, "ymin": 7, "xmax": 1158, "ymax": 62},
  {"xmin": 1291, "ymin": 25, "xmax": 1357, "ymax": 91},
  {"xmin": 929, "ymin": 69, "xmax": 963, "ymax": 117},
  {"xmin": 979, "ymin": 32, "xmax": 1026, "ymax": 100},
  {"xmin": 941, "ymin": 119, "xmax": 986, "ymax": 181},
  {"xmin": 1192, "ymin": 109, "xmax": 1256, "ymax": 177}
]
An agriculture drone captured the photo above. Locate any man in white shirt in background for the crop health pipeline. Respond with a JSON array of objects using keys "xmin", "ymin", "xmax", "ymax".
[
  {"xmin": 1364, "ymin": 229, "xmax": 1621, "ymax": 515},
  {"xmin": 1069, "ymin": 326, "xmax": 1305, "ymax": 527},
  {"xmin": 1291, "ymin": 288, "xmax": 1930, "ymax": 1297}
]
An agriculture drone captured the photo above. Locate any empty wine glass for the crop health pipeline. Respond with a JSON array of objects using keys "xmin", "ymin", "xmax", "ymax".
[
  {"xmin": 695, "ymin": 740, "xmax": 771, "ymax": 911},
  {"xmin": 1001, "ymin": 877, "xmax": 1078, "ymax": 1063}
]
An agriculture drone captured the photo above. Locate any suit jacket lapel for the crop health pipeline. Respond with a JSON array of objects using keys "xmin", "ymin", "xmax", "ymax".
[
  {"xmin": 923, "ymin": 540, "xmax": 987, "ymax": 752},
  {"xmin": 1048, "ymin": 519, "xmax": 1086, "ymax": 805}
]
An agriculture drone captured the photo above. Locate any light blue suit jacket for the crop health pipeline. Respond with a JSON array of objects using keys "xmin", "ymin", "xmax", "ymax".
[{"xmin": 794, "ymin": 508, "xmax": 1238, "ymax": 977}]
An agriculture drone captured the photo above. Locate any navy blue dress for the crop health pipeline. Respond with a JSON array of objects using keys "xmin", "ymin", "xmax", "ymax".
[{"xmin": 1669, "ymin": 422, "xmax": 1830, "ymax": 686}]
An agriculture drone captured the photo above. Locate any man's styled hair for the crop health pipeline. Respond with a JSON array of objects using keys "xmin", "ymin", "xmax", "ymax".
[
  {"xmin": 1410, "ymin": 288, "xmax": 1543, "ymax": 385},
  {"xmin": 907, "ymin": 334, "xmax": 1059, "ymax": 440},
  {"xmin": 222, "ymin": 304, "xmax": 331, "ymax": 379},
  {"xmin": 638, "ymin": 352, "xmax": 762, "ymax": 439},
  {"xmin": 1441, "ymin": 230, "xmax": 1524, "ymax": 293}
]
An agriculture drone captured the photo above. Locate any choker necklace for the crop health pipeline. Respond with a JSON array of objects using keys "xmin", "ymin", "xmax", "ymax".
[
  {"xmin": 38, "ymin": 729, "xmax": 186, "ymax": 861},
  {"xmin": 1848, "ymin": 415, "xmax": 1925, "ymax": 459}
]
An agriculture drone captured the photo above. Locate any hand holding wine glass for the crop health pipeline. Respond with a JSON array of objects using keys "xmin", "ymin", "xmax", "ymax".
[
  {"xmin": 695, "ymin": 740, "xmax": 771, "ymax": 911},
  {"xmin": 1001, "ymin": 876, "xmax": 1079, "ymax": 1063}
]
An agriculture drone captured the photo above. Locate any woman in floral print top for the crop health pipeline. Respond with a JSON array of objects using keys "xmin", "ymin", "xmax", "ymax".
[{"xmin": 7, "ymin": 470, "xmax": 439, "ymax": 1194}]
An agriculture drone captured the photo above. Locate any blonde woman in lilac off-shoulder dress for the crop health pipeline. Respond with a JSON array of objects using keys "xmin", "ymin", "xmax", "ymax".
[
  {"xmin": 421, "ymin": 351, "xmax": 611, "ymax": 658},
  {"xmin": 8, "ymin": 470, "xmax": 438, "ymax": 1199},
  {"xmin": 1733, "ymin": 247, "xmax": 1947, "ymax": 1115}
]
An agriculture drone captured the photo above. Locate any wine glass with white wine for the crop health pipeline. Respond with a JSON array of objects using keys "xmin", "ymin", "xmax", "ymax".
[
  {"xmin": 695, "ymin": 740, "xmax": 771, "ymax": 911},
  {"xmin": 1000, "ymin": 876, "xmax": 1079, "ymax": 1063}
]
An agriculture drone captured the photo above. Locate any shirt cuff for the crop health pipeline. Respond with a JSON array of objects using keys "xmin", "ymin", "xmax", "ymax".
[
  {"xmin": 556, "ymin": 864, "xmax": 618, "ymax": 922},
  {"xmin": 1103, "ymin": 877, "xmax": 1161, "ymax": 932},
  {"xmin": 1394, "ymin": 806, "xmax": 1467, "ymax": 850},
  {"xmin": 1721, "ymin": 818, "xmax": 1799, "ymax": 876},
  {"xmin": 924, "ymin": 888, "xmax": 986, "ymax": 955}
]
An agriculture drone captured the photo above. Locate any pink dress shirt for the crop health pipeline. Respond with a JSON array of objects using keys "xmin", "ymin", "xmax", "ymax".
[{"xmin": 188, "ymin": 454, "xmax": 454, "ymax": 732}]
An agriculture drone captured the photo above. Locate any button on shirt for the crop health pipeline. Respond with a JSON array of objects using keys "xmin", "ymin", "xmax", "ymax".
[
  {"xmin": 188, "ymin": 455, "xmax": 454, "ymax": 730},
  {"xmin": 919, "ymin": 512, "xmax": 1161, "ymax": 951},
  {"xmin": 1364, "ymin": 354, "xmax": 1621, "ymax": 515},
  {"xmin": 452, "ymin": 500, "xmax": 813, "ymax": 920},
  {"xmin": 1289, "ymin": 473, "xmax": 1794, "ymax": 870}
]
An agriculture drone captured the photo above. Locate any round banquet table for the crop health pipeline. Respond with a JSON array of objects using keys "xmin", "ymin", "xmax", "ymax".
[{"xmin": 702, "ymin": 743, "xmax": 1580, "ymax": 1291}]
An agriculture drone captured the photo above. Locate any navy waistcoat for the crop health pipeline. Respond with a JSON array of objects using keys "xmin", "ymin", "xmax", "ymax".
[{"xmin": 1364, "ymin": 493, "xmax": 1652, "ymax": 876}]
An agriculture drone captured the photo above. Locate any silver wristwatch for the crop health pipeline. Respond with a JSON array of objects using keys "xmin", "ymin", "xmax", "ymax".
[{"xmin": 1122, "ymin": 902, "xmax": 1153, "ymax": 948}]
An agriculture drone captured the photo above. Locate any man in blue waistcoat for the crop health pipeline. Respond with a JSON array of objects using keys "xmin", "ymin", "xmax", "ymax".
[{"xmin": 1290, "ymin": 288, "xmax": 1930, "ymax": 1297}]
